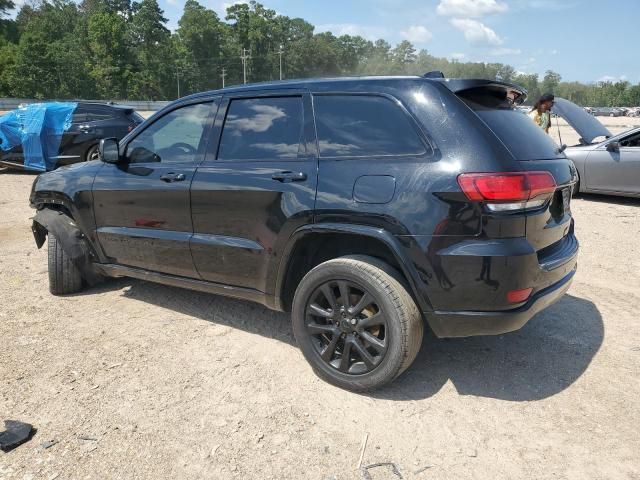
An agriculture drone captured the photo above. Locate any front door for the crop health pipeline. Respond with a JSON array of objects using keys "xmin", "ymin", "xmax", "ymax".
[
  {"xmin": 190, "ymin": 91, "xmax": 317, "ymax": 293},
  {"xmin": 93, "ymin": 100, "xmax": 216, "ymax": 277},
  {"xmin": 588, "ymin": 130, "xmax": 640, "ymax": 194}
]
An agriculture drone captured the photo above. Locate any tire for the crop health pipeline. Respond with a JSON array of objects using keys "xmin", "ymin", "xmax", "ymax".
[
  {"xmin": 85, "ymin": 144, "xmax": 100, "ymax": 162},
  {"xmin": 48, "ymin": 233, "xmax": 83, "ymax": 295},
  {"xmin": 292, "ymin": 255, "xmax": 423, "ymax": 391}
]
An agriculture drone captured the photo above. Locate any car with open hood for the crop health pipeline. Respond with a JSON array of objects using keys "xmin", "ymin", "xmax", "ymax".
[{"xmin": 553, "ymin": 97, "xmax": 640, "ymax": 197}]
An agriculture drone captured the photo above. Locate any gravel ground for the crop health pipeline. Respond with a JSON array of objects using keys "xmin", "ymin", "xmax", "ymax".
[{"xmin": 1, "ymin": 171, "xmax": 639, "ymax": 480}]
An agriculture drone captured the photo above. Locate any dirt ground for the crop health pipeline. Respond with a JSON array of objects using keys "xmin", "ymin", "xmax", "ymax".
[{"xmin": 1, "ymin": 158, "xmax": 640, "ymax": 479}]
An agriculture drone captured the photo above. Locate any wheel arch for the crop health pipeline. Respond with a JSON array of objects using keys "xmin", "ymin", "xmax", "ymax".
[
  {"xmin": 274, "ymin": 223, "xmax": 432, "ymax": 314},
  {"xmin": 32, "ymin": 208, "xmax": 102, "ymax": 285}
]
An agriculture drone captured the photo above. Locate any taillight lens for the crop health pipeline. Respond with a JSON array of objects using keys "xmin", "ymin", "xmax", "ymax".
[
  {"xmin": 457, "ymin": 172, "xmax": 556, "ymax": 212},
  {"xmin": 507, "ymin": 287, "xmax": 533, "ymax": 304}
]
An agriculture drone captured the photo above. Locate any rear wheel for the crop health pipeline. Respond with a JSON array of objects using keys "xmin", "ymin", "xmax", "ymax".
[
  {"xmin": 85, "ymin": 144, "xmax": 99, "ymax": 162},
  {"xmin": 292, "ymin": 255, "xmax": 423, "ymax": 391},
  {"xmin": 48, "ymin": 233, "xmax": 83, "ymax": 295}
]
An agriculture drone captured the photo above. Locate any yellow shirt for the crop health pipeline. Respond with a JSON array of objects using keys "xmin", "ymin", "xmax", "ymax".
[{"xmin": 529, "ymin": 110, "xmax": 550, "ymax": 132}]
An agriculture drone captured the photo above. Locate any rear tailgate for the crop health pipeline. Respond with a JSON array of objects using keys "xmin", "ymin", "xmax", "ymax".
[{"xmin": 456, "ymin": 83, "xmax": 578, "ymax": 291}]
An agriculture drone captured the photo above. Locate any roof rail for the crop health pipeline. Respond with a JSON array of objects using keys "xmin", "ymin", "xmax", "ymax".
[{"xmin": 423, "ymin": 71, "xmax": 445, "ymax": 79}]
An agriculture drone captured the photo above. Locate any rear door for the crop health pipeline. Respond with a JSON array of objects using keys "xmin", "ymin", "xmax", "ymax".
[
  {"xmin": 190, "ymin": 90, "xmax": 317, "ymax": 292},
  {"xmin": 92, "ymin": 99, "xmax": 216, "ymax": 277},
  {"xmin": 586, "ymin": 130, "xmax": 640, "ymax": 194}
]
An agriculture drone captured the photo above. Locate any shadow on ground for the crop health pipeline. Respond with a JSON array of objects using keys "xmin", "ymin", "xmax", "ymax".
[
  {"xmin": 377, "ymin": 294, "xmax": 603, "ymax": 402},
  {"xmin": 84, "ymin": 280, "xmax": 602, "ymax": 402},
  {"xmin": 575, "ymin": 193, "xmax": 640, "ymax": 206}
]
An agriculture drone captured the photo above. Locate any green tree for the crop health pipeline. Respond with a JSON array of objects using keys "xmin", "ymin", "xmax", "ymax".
[
  {"xmin": 128, "ymin": 0, "xmax": 172, "ymax": 99},
  {"xmin": 176, "ymin": 0, "xmax": 223, "ymax": 93},
  {"xmin": 542, "ymin": 70, "xmax": 562, "ymax": 94},
  {"xmin": 88, "ymin": 12, "xmax": 130, "ymax": 98}
]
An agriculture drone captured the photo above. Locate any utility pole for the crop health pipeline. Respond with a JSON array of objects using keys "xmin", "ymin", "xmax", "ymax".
[
  {"xmin": 278, "ymin": 45, "xmax": 284, "ymax": 81},
  {"xmin": 175, "ymin": 65, "xmax": 182, "ymax": 98},
  {"xmin": 240, "ymin": 48, "xmax": 251, "ymax": 84},
  {"xmin": 220, "ymin": 67, "xmax": 227, "ymax": 88}
]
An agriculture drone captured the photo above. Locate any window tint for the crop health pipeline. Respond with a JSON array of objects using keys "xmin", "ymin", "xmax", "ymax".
[
  {"xmin": 314, "ymin": 95, "xmax": 426, "ymax": 157},
  {"xmin": 620, "ymin": 131, "xmax": 640, "ymax": 147},
  {"xmin": 125, "ymin": 102, "xmax": 211, "ymax": 164},
  {"xmin": 72, "ymin": 107, "xmax": 91, "ymax": 124},
  {"xmin": 218, "ymin": 97, "xmax": 304, "ymax": 160},
  {"xmin": 90, "ymin": 109, "xmax": 118, "ymax": 121},
  {"xmin": 460, "ymin": 90, "xmax": 564, "ymax": 161}
]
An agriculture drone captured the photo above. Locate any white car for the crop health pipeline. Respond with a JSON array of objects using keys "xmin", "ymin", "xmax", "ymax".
[{"xmin": 554, "ymin": 98, "xmax": 640, "ymax": 198}]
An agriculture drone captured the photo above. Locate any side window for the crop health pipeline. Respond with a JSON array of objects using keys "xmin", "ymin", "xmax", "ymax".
[
  {"xmin": 217, "ymin": 96, "xmax": 304, "ymax": 160},
  {"xmin": 72, "ymin": 107, "xmax": 91, "ymax": 124},
  {"xmin": 619, "ymin": 131, "xmax": 640, "ymax": 148},
  {"xmin": 313, "ymin": 95, "xmax": 426, "ymax": 158},
  {"xmin": 90, "ymin": 109, "xmax": 117, "ymax": 121},
  {"xmin": 125, "ymin": 102, "xmax": 212, "ymax": 164}
]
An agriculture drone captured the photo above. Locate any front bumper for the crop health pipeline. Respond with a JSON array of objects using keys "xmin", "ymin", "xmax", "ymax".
[{"xmin": 426, "ymin": 265, "xmax": 576, "ymax": 338}]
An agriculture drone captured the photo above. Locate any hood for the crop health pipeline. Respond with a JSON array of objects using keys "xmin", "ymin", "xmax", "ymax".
[{"xmin": 552, "ymin": 97, "xmax": 612, "ymax": 144}]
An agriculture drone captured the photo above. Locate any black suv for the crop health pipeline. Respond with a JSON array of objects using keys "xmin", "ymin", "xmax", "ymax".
[
  {"xmin": 1, "ymin": 102, "xmax": 144, "ymax": 172},
  {"xmin": 29, "ymin": 76, "xmax": 578, "ymax": 391}
]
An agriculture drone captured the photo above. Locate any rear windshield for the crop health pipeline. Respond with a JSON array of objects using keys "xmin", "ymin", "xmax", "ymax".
[
  {"xmin": 127, "ymin": 111, "xmax": 145, "ymax": 124},
  {"xmin": 460, "ymin": 89, "xmax": 565, "ymax": 161}
]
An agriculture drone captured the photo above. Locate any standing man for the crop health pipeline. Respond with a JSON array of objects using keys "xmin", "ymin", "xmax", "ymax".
[{"xmin": 529, "ymin": 93, "xmax": 555, "ymax": 134}]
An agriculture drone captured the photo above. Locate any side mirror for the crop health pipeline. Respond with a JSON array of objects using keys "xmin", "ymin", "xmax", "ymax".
[
  {"xmin": 606, "ymin": 141, "xmax": 620, "ymax": 153},
  {"xmin": 99, "ymin": 138, "xmax": 121, "ymax": 163}
]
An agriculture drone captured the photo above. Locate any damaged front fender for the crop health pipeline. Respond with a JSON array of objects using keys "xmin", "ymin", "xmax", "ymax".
[{"xmin": 31, "ymin": 208, "xmax": 102, "ymax": 285}]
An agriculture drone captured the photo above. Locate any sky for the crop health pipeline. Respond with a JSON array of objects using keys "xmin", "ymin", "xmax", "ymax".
[{"xmin": 158, "ymin": 0, "xmax": 639, "ymax": 83}]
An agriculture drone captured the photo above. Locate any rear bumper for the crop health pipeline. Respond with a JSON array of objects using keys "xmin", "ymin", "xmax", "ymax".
[{"xmin": 427, "ymin": 265, "xmax": 576, "ymax": 338}]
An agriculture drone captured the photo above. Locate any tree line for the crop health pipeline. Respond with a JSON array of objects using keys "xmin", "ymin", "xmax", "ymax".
[{"xmin": 0, "ymin": 0, "xmax": 638, "ymax": 106}]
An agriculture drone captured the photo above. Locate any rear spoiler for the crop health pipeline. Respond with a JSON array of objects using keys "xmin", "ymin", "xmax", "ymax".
[{"xmin": 430, "ymin": 78, "xmax": 528, "ymax": 105}]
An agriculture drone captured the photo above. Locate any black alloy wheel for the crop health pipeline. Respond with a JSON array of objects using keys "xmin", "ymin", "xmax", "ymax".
[
  {"xmin": 305, "ymin": 279, "xmax": 388, "ymax": 375},
  {"xmin": 292, "ymin": 255, "xmax": 423, "ymax": 391}
]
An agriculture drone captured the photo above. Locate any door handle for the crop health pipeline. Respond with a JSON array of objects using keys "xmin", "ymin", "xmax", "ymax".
[
  {"xmin": 271, "ymin": 171, "xmax": 307, "ymax": 182},
  {"xmin": 160, "ymin": 172, "xmax": 186, "ymax": 182}
]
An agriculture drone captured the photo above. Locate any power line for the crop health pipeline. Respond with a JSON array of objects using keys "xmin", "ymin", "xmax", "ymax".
[{"xmin": 220, "ymin": 67, "xmax": 227, "ymax": 88}]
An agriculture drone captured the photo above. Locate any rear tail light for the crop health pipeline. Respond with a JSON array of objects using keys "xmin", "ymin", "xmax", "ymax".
[
  {"xmin": 457, "ymin": 171, "xmax": 556, "ymax": 212},
  {"xmin": 507, "ymin": 287, "xmax": 533, "ymax": 304}
]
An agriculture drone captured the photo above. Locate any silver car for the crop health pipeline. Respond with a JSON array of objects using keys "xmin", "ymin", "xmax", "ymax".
[{"xmin": 554, "ymin": 98, "xmax": 640, "ymax": 198}]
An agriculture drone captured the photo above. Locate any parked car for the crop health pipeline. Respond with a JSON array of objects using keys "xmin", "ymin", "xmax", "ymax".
[
  {"xmin": 626, "ymin": 107, "xmax": 640, "ymax": 117},
  {"xmin": 0, "ymin": 102, "xmax": 143, "ymax": 173},
  {"xmin": 553, "ymin": 98, "xmax": 640, "ymax": 197},
  {"xmin": 591, "ymin": 107, "xmax": 625, "ymax": 117},
  {"xmin": 29, "ymin": 76, "xmax": 578, "ymax": 391}
]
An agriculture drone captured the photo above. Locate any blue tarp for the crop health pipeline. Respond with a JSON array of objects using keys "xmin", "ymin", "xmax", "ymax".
[{"xmin": 0, "ymin": 102, "xmax": 77, "ymax": 171}]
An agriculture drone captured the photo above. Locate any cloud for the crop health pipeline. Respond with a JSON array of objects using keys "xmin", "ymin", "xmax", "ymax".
[
  {"xmin": 315, "ymin": 23, "xmax": 390, "ymax": 40},
  {"xmin": 490, "ymin": 47, "xmax": 522, "ymax": 56},
  {"xmin": 450, "ymin": 18, "xmax": 503, "ymax": 45},
  {"xmin": 437, "ymin": 0, "xmax": 508, "ymax": 17},
  {"xmin": 215, "ymin": 0, "xmax": 249, "ymax": 17},
  {"xmin": 598, "ymin": 75, "xmax": 628, "ymax": 83},
  {"xmin": 450, "ymin": 52, "xmax": 467, "ymax": 60},
  {"xmin": 400, "ymin": 25, "xmax": 433, "ymax": 43}
]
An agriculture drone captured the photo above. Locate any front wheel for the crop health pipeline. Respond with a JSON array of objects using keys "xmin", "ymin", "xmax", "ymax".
[
  {"xmin": 292, "ymin": 255, "xmax": 423, "ymax": 391},
  {"xmin": 48, "ymin": 233, "xmax": 84, "ymax": 295}
]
